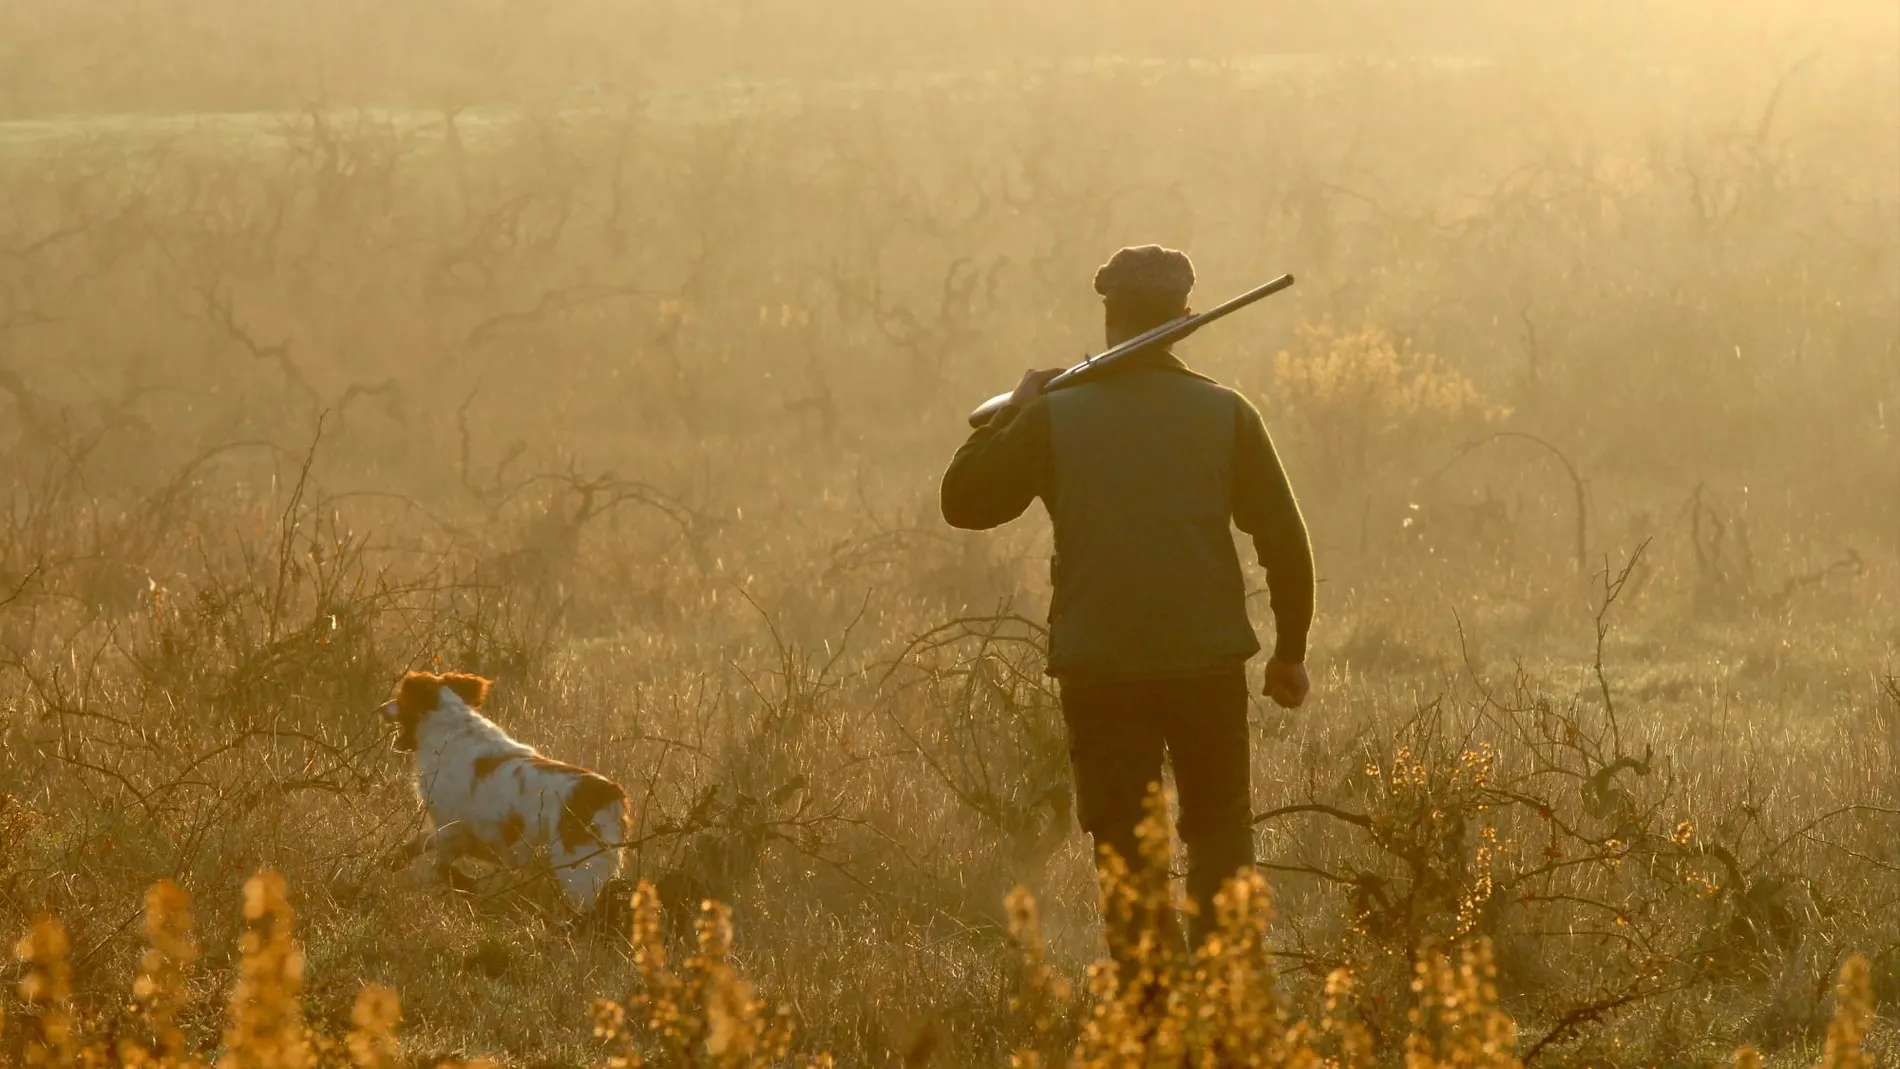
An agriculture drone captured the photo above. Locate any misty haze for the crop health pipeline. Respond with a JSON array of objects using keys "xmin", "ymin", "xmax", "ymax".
[{"xmin": 0, "ymin": 2, "xmax": 1897, "ymax": 1065}]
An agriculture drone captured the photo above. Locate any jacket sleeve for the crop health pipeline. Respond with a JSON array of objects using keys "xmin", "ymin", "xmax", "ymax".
[
  {"xmin": 1231, "ymin": 393, "xmax": 1315, "ymax": 662},
  {"xmin": 939, "ymin": 400, "xmax": 1053, "ymax": 530}
]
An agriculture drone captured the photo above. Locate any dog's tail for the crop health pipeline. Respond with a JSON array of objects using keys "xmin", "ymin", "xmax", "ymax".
[
  {"xmin": 561, "ymin": 777, "xmax": 630, "ymax": 856},
  {"xmin": 556, "ymin": 777, "xmax": 633, "ymax": 915}
]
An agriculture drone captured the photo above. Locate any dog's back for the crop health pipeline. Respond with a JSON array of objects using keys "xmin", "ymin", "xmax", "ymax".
[{"xmin": 383, "ymin": 671, "xmax": 628, "ymax": 912}]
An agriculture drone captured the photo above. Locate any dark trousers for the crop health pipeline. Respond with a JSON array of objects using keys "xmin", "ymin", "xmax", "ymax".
[{"xmin": 1059, "ymin": 668, "xmax": 1254, "ymax": 952}]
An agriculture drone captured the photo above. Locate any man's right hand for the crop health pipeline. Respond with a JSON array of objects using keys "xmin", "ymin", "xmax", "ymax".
[
  {"xmin": 1008, "ymin": 368, "xmax": 1065, "ymax": 409},
  {"xmin": 1262, "ymin": 658, "xmax": 1309, "ymax": 709}
]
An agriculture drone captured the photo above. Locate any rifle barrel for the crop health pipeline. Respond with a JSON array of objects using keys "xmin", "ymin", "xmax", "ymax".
[{"xmin": 966, "ymin": 273, "xmax": 1295, "ymax": 428}]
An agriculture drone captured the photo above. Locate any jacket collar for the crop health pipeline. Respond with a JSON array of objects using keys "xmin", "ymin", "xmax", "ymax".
[{"xmin": 1104, "ymin": 346, "xmax": 1212, "ymax": 381}]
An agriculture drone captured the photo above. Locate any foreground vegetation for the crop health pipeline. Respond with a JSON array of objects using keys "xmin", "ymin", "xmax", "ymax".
[
  {"xmin": 2, "ymin": 1, "xmax": 1897, "ymax": 1064},
  {"xmin": 5, "ymin": 860, "xmax": 1882, "ymax": 1067}
]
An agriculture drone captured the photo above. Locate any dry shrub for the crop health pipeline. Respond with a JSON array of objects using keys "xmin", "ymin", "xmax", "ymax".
[
  {"xmin": 16, "ymin": 915, "xmax": 77, "ymax": 1068},
  {"xmin": 1404, "ymin": 942, "xmax": 1520, "ymax": 1069},
  {"xmin": 1002, "ymin": 790, "xmax": 1525, "ymax": 1067},
  {"xmin": 0, "ymin": 868, "xmax": 1886, "ymax": 1066},
  {"xmin": 222, "ymin": 870, "xmax": 311, "ymax": 1069},
  {"xmin": 346, "ymin": 987, "xmax": 402, "ymax": 1069},
  {"xmin": 133, "ymin": 880, "xmax": 198, "ymax": 1062},
  {"xmin": 1272, "ymin": 323, "xmax": 1508, "ymax": 487},
  {"xmin": 3, "ymin": 874, "xmax": 535, "ymax": 1066},
  {"xmin": 1820, "ymin": 956, "xmax": 1875, "ymax": 1069},
  {"xmin": 1731, "ymin": 954, "xmax": 1877, "ymax": 1069},
  {"xmin": 1009, "ymin": 817, "xmax": 1883, "ymax": 1069},
  {"xmin": 591, "ymin": 881, "xmax": 830, "ymax": 1068}
]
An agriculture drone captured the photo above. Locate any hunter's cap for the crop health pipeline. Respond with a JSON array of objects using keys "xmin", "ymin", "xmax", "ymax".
[{"xmin": 1093, "ymin": 245, "xmax": 1195, "ymax": 303}]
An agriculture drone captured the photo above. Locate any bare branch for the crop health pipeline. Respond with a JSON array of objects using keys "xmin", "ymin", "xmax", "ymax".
[{"xmin": 1593, "ymin": 538, "xmax": 1651, "ymax": 753}]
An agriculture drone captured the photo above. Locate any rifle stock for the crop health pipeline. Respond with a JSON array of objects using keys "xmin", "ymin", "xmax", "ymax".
[{"xmin": 966, "ymin": 273, "xmax": 1295, "ymax": 428}]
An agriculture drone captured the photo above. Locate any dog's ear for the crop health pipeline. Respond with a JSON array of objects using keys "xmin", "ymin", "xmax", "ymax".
[
  {"xmin": 441, "ymin": 673, "xmax": 491, "ymax": 709},
  {"xmin": 395, "ymin": 671, "xmax": 442, "ymax": 716}
]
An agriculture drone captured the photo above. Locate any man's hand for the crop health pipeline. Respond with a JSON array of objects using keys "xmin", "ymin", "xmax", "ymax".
[
  {"xmin": 1262, "ymin": 658, "xmax": 1309, "ymax": 709},
  {"xmin": 1008, "ymin": 368, "xmax": 1065, "ymax": 409}
]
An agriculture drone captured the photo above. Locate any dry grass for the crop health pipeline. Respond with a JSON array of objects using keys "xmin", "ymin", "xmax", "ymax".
[
  {"xmin": 0, "ymin": 862, "xmax": 1882, "ymax": 1067},
  {"xmin": 2, "ymin": 2, "xmax": 1898, "ymax": 1065}
]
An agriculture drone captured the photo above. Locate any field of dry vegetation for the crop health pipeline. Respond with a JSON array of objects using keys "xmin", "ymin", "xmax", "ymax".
[{"xmin": 1, "ymin": 2, "xmax": 1897, "ymax": 1065}]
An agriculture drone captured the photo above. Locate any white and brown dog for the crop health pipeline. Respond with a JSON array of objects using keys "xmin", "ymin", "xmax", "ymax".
[{"xmin": 380, "ymin": 670, "xmax": 628, "ymax": 914}]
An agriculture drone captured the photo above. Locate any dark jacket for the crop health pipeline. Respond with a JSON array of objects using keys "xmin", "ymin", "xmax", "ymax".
[{"xmin": 940, "ymin": 351, "xmax": 1314, "ymax": 680}]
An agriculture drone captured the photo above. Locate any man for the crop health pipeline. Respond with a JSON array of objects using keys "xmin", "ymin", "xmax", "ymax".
[{"xmin": 940, "ymin": 245, "xmax": 1314, "ymax": 950}]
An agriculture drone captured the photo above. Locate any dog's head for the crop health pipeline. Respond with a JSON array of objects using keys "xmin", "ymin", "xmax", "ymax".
[{"xmin": 380, "ymin": 670, "xmax": 492, "ymax": 752}]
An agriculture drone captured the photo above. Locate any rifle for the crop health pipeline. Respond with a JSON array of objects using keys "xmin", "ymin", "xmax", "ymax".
[{"xmin": 966, "ymin": 273, "xmax": 1295, "ymax": 428}]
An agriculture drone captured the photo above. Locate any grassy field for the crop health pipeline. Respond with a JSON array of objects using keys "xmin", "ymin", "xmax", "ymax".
[{"xmin": 1, "ymin": 4, "xmax": 1898, "ymax": 1065}]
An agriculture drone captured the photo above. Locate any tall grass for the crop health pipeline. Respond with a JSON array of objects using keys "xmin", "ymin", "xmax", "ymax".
[{"xmin": 0, "ymin": 2, "xmax": 1895, "ymax": 1064}]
